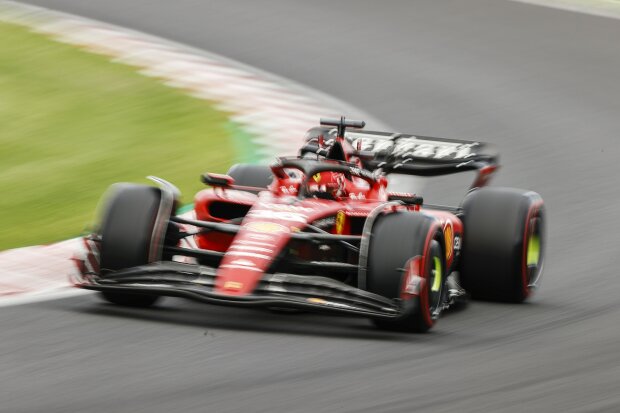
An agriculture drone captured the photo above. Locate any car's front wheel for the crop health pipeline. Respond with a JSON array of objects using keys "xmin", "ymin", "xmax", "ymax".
[
  {"xmin": 98, "ymin": 184, "xmax": 173, "ymax": 307},
  {"xmin": 365, "ymin": 212, "xmax": 446, "ymax": 333}
]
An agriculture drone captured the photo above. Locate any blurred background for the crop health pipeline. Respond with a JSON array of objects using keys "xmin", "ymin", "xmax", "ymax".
[
  {"xmin": 1, "ymin": 1, "xmax": 620, "ymax": 412},
  {"xmin": 0, "ymin": 15, "xmax": 239, "ymax": 249}
]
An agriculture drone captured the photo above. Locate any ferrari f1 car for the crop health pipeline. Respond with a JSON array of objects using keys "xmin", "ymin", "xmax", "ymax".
[{"xmin": 73, "ymin": 117, "xmax": 545, "ymax": 332}]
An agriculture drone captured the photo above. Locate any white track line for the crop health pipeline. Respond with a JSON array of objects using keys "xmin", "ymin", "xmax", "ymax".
[
  {"xmin": 0, "ymin": 0, "xmax": 388, "ymax": 305},
  {"xmin": 511, "ymin": 0, "xmax": 620, "ymax": 19}
]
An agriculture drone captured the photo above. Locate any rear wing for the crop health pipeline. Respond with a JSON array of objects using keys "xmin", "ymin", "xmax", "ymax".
[{"xmin": 302, "ymin": 127, "xmax": 499, "ymax": 177}]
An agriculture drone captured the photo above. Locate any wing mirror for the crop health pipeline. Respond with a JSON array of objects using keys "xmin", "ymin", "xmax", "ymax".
[
  {"xmin": 201, "ymin": 173, "xmax": 235, "ymax": 187},
  {"xmin": 387, "ymin": 192, "xmax": 423, "ymax": 205}
]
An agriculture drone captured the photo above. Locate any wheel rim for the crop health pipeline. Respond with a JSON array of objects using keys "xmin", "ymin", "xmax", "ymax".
[
  {"xmin": 427, "ymin": 241, "xmax": 444, "ymax": 319},
  {"xmin": 525, "ymin": 212, "xmax": 544, "ymax": 289},
  {"xmin": 431, "ymin": 256, "xmax": 443, "ymax": 293},
  {"xmin": 526, "ymin": 233, "xmax": 540, "ymax": 268}
]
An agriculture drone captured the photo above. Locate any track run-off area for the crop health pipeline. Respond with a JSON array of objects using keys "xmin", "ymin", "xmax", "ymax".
[
  {"xmin": 0, "ymin": 0, "xmax": 385, "ymax": 304},
  {"xmin": 2, "ymin": 1, "xmax": 620, "ymax": 412}
]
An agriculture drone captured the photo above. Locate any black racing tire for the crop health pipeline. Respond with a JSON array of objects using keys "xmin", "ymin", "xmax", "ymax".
[
  {"xmin": 366, "ymin": 212, "xmax": 445, "ymax": 333},
  {"xmin": 460, "ymin": 187, "xmax": 545, "ymax": 303},
  {"xmin": 226, "ymin": 164, "xmax": 273, "ymax": 191},
  {"xmin": 98, "ymin": 184, "xmax": 169, "ymax": 307}
]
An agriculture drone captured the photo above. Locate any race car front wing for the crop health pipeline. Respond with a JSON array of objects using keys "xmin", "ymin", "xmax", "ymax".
[{"xmin": 75, "ymin": 261, "xmax": 402, "ymax": 319}]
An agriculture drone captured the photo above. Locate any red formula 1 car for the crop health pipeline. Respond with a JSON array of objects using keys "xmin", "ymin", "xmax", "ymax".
[{"xmin": 73, "ymin": 118, "xmax": 545, "ymax": 332}]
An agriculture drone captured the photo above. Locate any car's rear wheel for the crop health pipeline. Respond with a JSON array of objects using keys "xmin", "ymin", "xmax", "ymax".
[
  {"xmin": 226, "ymin": 164, "xmax": 273, "ymax": 192},
  {"xmin": 98, "ymin": 184, "xmax": 173, "ymax": 307},
  {"xmin": 459, "ymin": 187, "xmax": 545, "ymax": 302},
  {"xmin": 365, "ymin": 212, "xmax": 445, "ymax": 333}
]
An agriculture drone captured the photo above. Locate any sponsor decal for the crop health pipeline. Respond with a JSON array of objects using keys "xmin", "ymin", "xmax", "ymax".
[
  {"xmin": 248, "ymin": 210, "xmax": 307, "ymax": 223},
  {"xmin": 278, "ymin": 185, "xmax": 299, "ymax": 195},
  {"xmin": 346, "ymin": 210, "xmax": 372, "ymax": 217},
  {"xmin": 245, "ymin": 221, "xmax": 288, "ymax": 233},
  {"xmin": 226, "ymin": 251, "xmax": 271, "ymax": 260},
  {"xmin": 247, "ymin": 232, "xmax": 275, "ymax": 241},
  {"xmin": 221, "ymin": 264, "xmax": 262, "ymax": 272},
  {"xmin": 257, "ymin": 203, "xmax": 313, "ymax": 212},
  {"xmin": 348, "ymin": 167, "xmax": 375, "ymax": 181},
  {"xmin": 345, "ymin": 132, "xmax": 479, "ymax": 160},
  {"xmin": 405, "ymin": 274, "xmax": 424, "ymax": 295},
  {"xmin": 444, "ymin": 222, "xmax": 454, "ymax": 260},
  {"xmin": 313, "ymin": 173, "xmax": 322, "ymax": 183},
  {"xmin": 229, "ymin": 259, "xmax": 257, "ymax": 267},
  {"xmin": 389, "ymin": 191, "xmax": 415, "ymax": 198},
  {"xmin": 237, "ymin": 240, "xmax": 272, "ymax": 246},
  {"xmin": 335, "ymin": 210, "xmax": 346, "ymax": 234},
  {"xmin": 306, "ymin": 297, "xmax": 351, "ymax": 309},
  {"xmin": 223, "ymin": 281, "xmax": 243, "ymax": 291},
  {"xmin": 404, "ymin": 257, "xmax": 424, "ymax": 295},
  {"xmin": 229, "ymin": 245, "xmax": 273, "ymax": 253}
]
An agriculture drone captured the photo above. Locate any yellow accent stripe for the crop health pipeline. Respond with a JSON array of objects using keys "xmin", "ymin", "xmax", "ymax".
[
  {"xmin": 527, "ymin": 235, "xmax": 541, "ymax": 266},
  {"xmin": 431, "ymin": 256, "xmax": 442, "ymax": 292}
]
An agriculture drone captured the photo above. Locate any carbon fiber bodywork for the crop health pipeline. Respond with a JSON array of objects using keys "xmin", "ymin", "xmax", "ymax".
[{"xmin": 77, "ymin": 261, "xmax": 402, "ymax": 319}]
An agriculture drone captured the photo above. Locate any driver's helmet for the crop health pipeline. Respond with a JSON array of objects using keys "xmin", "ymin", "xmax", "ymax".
[{"xmin": 306, "ymin": 171, "xmax": 347, "ymax": 199}]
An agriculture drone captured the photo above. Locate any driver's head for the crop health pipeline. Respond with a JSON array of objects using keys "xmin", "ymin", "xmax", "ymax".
[{"xmin": 306, "ymin": 171, "xmax": 347, "ymax": 200}]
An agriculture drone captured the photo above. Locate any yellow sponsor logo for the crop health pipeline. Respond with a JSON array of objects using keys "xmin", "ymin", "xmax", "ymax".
[
  {"xmin": 444, "ymin": 223, "xmax": 454, "ymax": 260},
  {"xmin": 306, "ymin": 297, "xmax": 349, "ymax": 309},
  {"xmin": 313, "ymin": 173, "xmax": 322, "ymax": 183},
  {"xmin": 335, "ymin": 210, "xmax": 345, "ymax": 234},
  {"xmin": 245, "ymin": 221, "xmax": 288, "ymax": 233},
  {"xmin": 223, "ymin": 281, "xmax": 243, "ymax": 291}
]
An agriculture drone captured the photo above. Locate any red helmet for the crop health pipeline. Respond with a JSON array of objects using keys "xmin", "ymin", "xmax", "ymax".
[{"xmin": 306, "ymin": 171, "xmax": 347, "ymax": 199}]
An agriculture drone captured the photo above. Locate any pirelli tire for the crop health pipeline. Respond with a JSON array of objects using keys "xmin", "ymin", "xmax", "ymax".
[
  {"xmin": 226, "ymin": 164, "xmax": 273, "ymax": 191},
  {"xmin": 459, "ymin": 187, "xmax": 545, "ymax": 303},
  {"xmin": 365, "ymin": 212, "xmax": 446, "ymax": 333},
  {"xmin": 98, "ymin": 184, "xmax": 173, "ymax": 307}
]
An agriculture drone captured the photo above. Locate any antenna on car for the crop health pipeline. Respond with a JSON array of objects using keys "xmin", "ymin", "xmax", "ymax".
[{"xmin": 320, "ymin": 116, "xmax": 365, "ymax": 138}]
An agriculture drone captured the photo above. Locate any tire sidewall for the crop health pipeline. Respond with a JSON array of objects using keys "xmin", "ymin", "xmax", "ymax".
[
  {"xmin": 460, "ymin": 187, "xmax": 545, "ymax": 302},
  {"xmin": 99, "ymin": 184, "xmax": 171, "ymax": 273},
  {"xmin": 366, "ymin": 211, "xmax": 445, "ymax": 332}
]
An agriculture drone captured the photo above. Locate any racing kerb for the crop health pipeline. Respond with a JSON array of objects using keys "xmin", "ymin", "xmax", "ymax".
[{"xmin": 0, "ymin": 0, "xmax": 388, "ymax": 305}]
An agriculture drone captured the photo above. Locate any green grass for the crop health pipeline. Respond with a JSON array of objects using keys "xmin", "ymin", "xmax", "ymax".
[{"xmin": 0, "ymin": 21, "xmax": 253, "ymax": 250}]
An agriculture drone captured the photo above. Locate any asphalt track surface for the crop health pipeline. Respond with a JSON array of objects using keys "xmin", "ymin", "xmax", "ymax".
[{"xmin": 4, "ymin": 1, "xmax": 620, "ymax": 412}]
